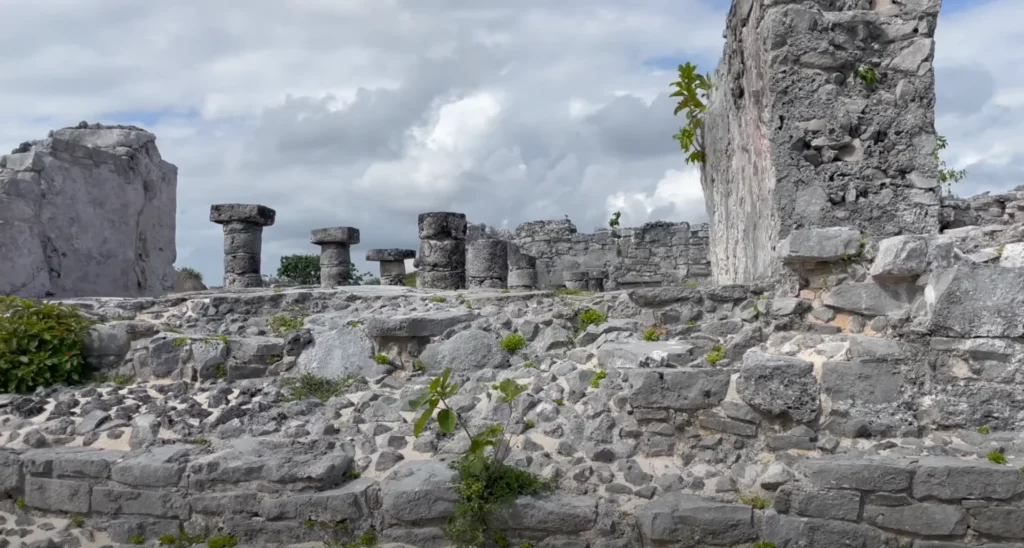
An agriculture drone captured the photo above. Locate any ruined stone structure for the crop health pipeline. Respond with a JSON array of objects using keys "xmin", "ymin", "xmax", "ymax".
[
  {"xmin": 0, "ymin": 123, "xmax": 177, "ymax": 298},
  {"xmin": 466, "ymin": 239, "xmax": 508, "ymax": 289},
  {"xmin": 506, "ymin": 243, "xmax": 538, "ymax": 289},
  {"xmin": 366, "ymin": 248, "xmax": 416, "ymax": 286},
  {"xmin": 469, "ymin": 219, "xmax": 711, "ymax": 290},
  {"xmin": 416, "ymin": 212, "xmax": 467, "ymax": 290},
  {"xmin": 310, "ymin": 227, "xmax": 360, "ymax": 288},
  {"xmin": 210, "ymin": 204, "xmax": 276, "ymax": 288},
  {"xmin": 703, "ymin": 0, "xmax": 943, "ymax": 284}
]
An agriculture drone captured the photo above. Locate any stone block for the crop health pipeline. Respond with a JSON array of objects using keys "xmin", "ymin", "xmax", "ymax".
[
  {"xmin": 488, "ymin": 494, "xmax": 597, "ymax": 533},
  {"xmin": 928, "ymin": 265, "xmax": 1024, "ymax": 338},
  {"xmin": 911, "ymin": 457, "xmax": 1020, "ymax": 500},
  {"xmin": 0, "ymin": 449, "xmax": 24, "ymax": 497},
  {"xmin": 636, "ymin": 493, "xmax": 755, "ymax": 546},
  {"xmin": 782, "ymin": 488, "xmax": 860, "ymax": 522},
  {"xmin": 110, "ymin": 445, "xmax": 189, "ymax": 488},
  {"xmin": 778, "ymin": 227, "xmax": 863, "ymax": 264},
  {"xmin": 190, "ymin": 491, "xmax": 261, "ymax": 516},
  {"xmin": 627, "ymin": 368, "xmax": 730, "ymax": 411},
  {"xmin": 466, "ymin": 239, "xmax": 508, "ymax": 279},
  {"xmin": 968, "ymin": 506, "xmax": 1024, "ymax": 539},
  {"xmin": 418, "ymin": 212, "xmax": 467, "ymax": 240},
  {"xmin": 418, "ymin": 328, "xmax": 510, "ymax": 373},
  {"xmin": 381, "ymin": 460, "xmax": 460, "ymax": 525},
  {"xmin": 417, "ymin": 269, "xmax": 466, "ymax": 290},
  {"xmin": 870, "ymin": 235, "xmax": 929, "ymax": 279},
  {"xmin": 821, "ymin": 282, "xmax": 916, "ymax": 317},
  {"xmin": 259, "ymin": 478, "xmax": 378, "ymax": 522},
  {"xmin": 24, "ymin": 477, "xmax": 91, "ymax": 513},
  {"xmin": 210, "ymin": 203, "xmax": 276, "ymax": 226},
  {"xmin": 862, "ymin": 503, "xmax": 967, "ymax": 536},
  {"xmin": 92, "ymin": 486, "xmax": 191, "ymax": 519},
  {"xmin": 310, "ymin": 226, "xmax": 360, "ymax": 245},
  {"xmin": 803, "ymin": 458, "xmax": 913, "ymax": 492},
  {"xmin": 735, "ymin": 351, "xmax": 820, "ymax": 423},
  {"xmin": 762, "ymin": 511, "xmax": 890, "ymax": 548},
  {"xmin": 22, "ymin": 447, "xmax": 123, "ymax": 480},
  {"xmin": 364, "ymin": 310, "xmax": 476, "ymax": 338},
  {"xmin": 999, "ymin": 242, "xmax": 1024, "ymax": 267},
  {"xmin": 821, "ymin": 360, "xmax": 902, "ymax": 406}
]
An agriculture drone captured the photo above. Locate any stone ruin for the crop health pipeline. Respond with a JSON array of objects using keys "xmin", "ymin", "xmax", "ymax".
[
  {"xmin": 0, "ymin": 122, "xmax": 177, "ymax": 298},
  {"xmin": 7, "ymin": 1, "xmax": 1024, "ymax": 547}
]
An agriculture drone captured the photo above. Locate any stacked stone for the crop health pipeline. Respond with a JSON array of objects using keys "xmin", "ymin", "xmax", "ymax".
[
  {"xmin": 586, "ymin": 269, "xmax": 607, "ymax": 292},
  {"xmin": 466, "ymin": 239, "xmax": 508, "ymax": 289},
  {"xmin": 563, "ymin": 271, "xmax": 588, "ymax": 291},
  {"xmin": 506, "ymin": 243, "xmax": 537, "ymax": 290},
  {"xmin": 310, "ymin": 227, "xmax": 360, "ymax": 288},
  {"xmin": 416, "ymin": 212, "xmax": 468, "ymax": 290},
  {"xmin": 367, "ymin": 249, "xmax": 416, "ymax": 286},
  {"xmin": 210, "ymin": 204, "xmax": 276, "ymax": 288}
]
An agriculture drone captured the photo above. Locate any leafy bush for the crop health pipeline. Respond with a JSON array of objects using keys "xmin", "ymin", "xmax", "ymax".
[
  {"xmin": 670, "ymin": 62, "xmax": 712, "ymax": 165},
  {"xmin": 705, "ymin": 344, "xmax": 727, "ymax": 365},
  {"xmin": 500, "ymin": 333, "xmax": 527, "ymax": 354},
  {"xmin": 578, "ymin": 309, "xmax": 607, "ymax": 331},
  {"xmin": 278, "ymin": 254, "xmax": 321, "ymax": 285},
  {"xmin": 280, "ymin": 372, "xmax": 361, "ymax": 402},
  {"xmin": 410, "ymin": 369, "xmax": 554, "ymax": 547},
  {"xmin": 642, "ymin": 328, "xmax": 660, "ymax": 341},
  {"xmin": 176, "ymin": 266, "xmax": 203, "ymax": 282},
  {"xmin": 0, "ymin": 297, "xmax": 95, "ymax": 393}
]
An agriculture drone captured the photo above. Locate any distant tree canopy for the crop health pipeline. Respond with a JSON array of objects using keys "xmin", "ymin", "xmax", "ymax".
[{"xmin": 277, "ymin": 254, "xmax": 380, "ymax": 285}]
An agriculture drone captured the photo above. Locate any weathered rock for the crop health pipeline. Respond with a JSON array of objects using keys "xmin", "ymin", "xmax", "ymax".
[
  {"xmin": 419, "ymin": 328, "xmax": 510, "ymax": 372},
  {"xmin": 928, "ymin": 264, "xmax": 1024, "ymax": 337},
  {"xmin": 736, "ymin": 351, "xmax": 820, "ymax": 423}
]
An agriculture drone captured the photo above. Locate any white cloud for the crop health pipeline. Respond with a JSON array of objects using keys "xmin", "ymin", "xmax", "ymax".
[{"xmin": 0, "ymin": 0, "xmax": 1017, "ymax": 285}]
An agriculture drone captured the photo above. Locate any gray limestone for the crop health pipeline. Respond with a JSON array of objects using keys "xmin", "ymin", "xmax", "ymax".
[
  {"xmin": 310, "ymin": 226, "xmax": 360, "ymax": 288},
  {"xmin": 703, "ymin": 0, "xmax": 943, "ymax": 284},
  {"xmin": 366, "ymin": 248, "xmax": 416, "ymax": 286},
  {"xmin": 506, "ymin": 242, "xmax": 537, "ymax": 289},
  {"xmin": 416, "ymin": 212, "xmax": 467, "ymax": 290},
  {"xmin": 210, "ymin": 203, "xmax": 276, "ymax": 288},
  {"xmin": 466, "ymin": 239, "xmax": 508, "ymax": 289},
  {"xmin": 0, "ymin": 123, "xmax": 177, "ymax": 298}
]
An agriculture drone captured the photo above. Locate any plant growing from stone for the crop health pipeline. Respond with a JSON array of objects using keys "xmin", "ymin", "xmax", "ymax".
[
  {"xmin": 670, "ymin": 62, "xmax": 712, "ymax": 165},
  {"xmin": 608, "ymin": 211, "xmax": 621, "ymax": 228},
  {"xmin": 0, "ymin": 297, "xmax": 96, "ymax": 393},
  {"xmin": 500, "ymin": 333, "xmax": 527, "ymax": 354},
  {"xmin": 279, "ymin": 372, "xmax": 361, "ymax": 402},
  {"xmin": 590, "ymin": 369, "xmax": 608, "ymax": 389},
  {"xmin": 988, "ymin": 449, "xmax": 1008, "ymax": 465},
  {"xmin": 409, "ymin": 368, "xmax": 554, "ymax": 547},
  {"xmin": 857, "ymin": 66, "xmax": 878, "ymax": 87},
  {"xmin": 176, "ymin": 266, "xmax": 203, "ymax": 282},
  {"xmin": 642, "ymin": 327, "xmax": 661, "ymax": 341},
  {"xmin": 705, "ymin": 344, "xmax": 727, "ymax": 365},
  {"xmin": 935, "ymin": 135, "xmax": 967, "ymax": 194}
]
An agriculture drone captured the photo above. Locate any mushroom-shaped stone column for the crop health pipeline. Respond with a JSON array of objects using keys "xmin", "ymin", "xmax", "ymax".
[
  {"xmin": 210, "ymin": 204, "xmax": 276, "ymax": 288},
  {"xmin": 367, "ymin": 248, "xmax": 416, "ymax": 286},
  {"xmin": 467, "ymin": 239, "xmax": 508, "ymax": 289},
  {"xmin": 507, "ymin": 243, "xmax": 537, "ymax": 290},
  {"xmin": 417, "ymin": 212, "xmax": 467, "ymax": 290},
  {"xmin": 310, "ymin": 227, "xmax": 360, "ymax": 288}
]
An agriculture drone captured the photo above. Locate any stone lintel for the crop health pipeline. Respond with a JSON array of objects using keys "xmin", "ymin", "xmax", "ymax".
[
  {"xmin": 210, "ymin": 204, "xmax": 276, "ymax": 227},
  {"xmin": 310, "ymin": 227, "xmax": 360, "ymax": 246},
  {"xmin": 366, "ymin": 249, "xmax": 416, "ymax": 262}
]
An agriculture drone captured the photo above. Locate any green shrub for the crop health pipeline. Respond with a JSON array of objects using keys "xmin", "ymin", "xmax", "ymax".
[
  {"xmin": 267, "ymin": 313, "xmax": 304, "ymax": 336},
  {"xmin": 988, "ymin": 450, "xmax": 1008, "ymax": 465},
  {"xmin": 522, "ymin": 362, "xmax": 536, "ymax": 369},
  {"xmin": 642, "ymin": 328, "xmax": 660, "ymax": 341},
  {"xmin": 0, "ymin": 297, "xmax": 95, "ymax": 393},
  {"xmin": 500, "ymin": 333, "xmax": 527, "ymax": 354},
  {"xmin": 590, "ymin": 369, "xmax": 607, "ymax": 389},
  {"xmin": 374, "ymin": 353, "xmax": 391, "ymax": 365},
  {"xmin": 409, "ymin": 369, "xmax": 554, "ymax": 547},
  {"xmin": 429, "ymin": 296, "xmax": 448, "ymax": 303},
  {"xmin": 738, "ymin": 493, "xmax": 772, "ymax": 510},
  {"xmin": 207, "ymin": 535, "xmax": 238, "ymax": 548},
  {"xmin": 277, "ymin": 254, "xmax": 321, "ymax": 285},
  {"xmin": 176, "ymin": 267, "xmax": 203, "ymax": 282},
  {"xmin": 131, "ymin": 535, "xmax": 146, "ymax": 545},
  {"xmin": 670, "ymin": 62, "xmax": 712, "ymax": 165},
  {"xmin": 754, "ymin": 542, "xmax": 777, "ymax": 548},
  {"xmin": 280, "ymin": 373, "xmax": 360, "ymax": 402},
  {"xmin": 578, "ymin": 309, "xmax": 607, "ymax": 331},
  {"xmin": 978, "ymin": 425, "xmax": 991, "ymax": 435},
  {"xmin": 705, "ymin": 344, "xmax": 727, "ymax": 365}
]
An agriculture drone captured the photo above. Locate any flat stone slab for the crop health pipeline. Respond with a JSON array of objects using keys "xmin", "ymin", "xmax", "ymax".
[
  {"xmin": 310, "ymin": 227, "xmax": 360, "ymax": 245},
  {"xmin": 778, "ymin": 227, "xmax": 862, "ymax": 263},
  {"xmin": 364, "ymin": 310, "xmax": 477, "ymax": 338},
  {"xmin": 636, "ymin": 493, "xmax": 755, "ymax": 545},
  {"xmin": 594, "ymin": 339, "xmax": 700, "ymax": 368},
  {"xmin": 210, "ymin": 204, "xmax": 276, "ymax": 226},
  {"xmin": 367, "ymin": 248, "xmax": 416, "ymax": 262},
  {"xmin": 928, "ymin": 264, "xmax": 1024, "ymax": 337}
]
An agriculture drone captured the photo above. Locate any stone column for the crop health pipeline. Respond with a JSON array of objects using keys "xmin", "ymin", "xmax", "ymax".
[
  {"xmin": 210, "ymin": 204, "xmax": 276, "ymax": 288},
  {"xmin": 507, "ymin": 243, "xmax": 537, "ymax": 290},
  {"xmin": 310, "ymin": 227, "xmax": 360, "ymax": 288},
  {"xmin": 467, "ymin": 239, "xmax": 508, "ymax": 289},
  {"xmin": 564, "ymin": 271, "xmax": 588, "ymax": 291},
  {"xmin": 367, "ymin": 249, "xmax": 416, "ymax": 286},
  {"xmin": 417, "ymin": 212, "xmax": 467, "ymax": 290}
]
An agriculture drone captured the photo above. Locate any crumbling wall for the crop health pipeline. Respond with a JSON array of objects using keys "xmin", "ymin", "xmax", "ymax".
[
  {"xmin": 469, "ymin": 219, "xmax": 711, "ymax": 290},
  {"xmin": 0, "ymin": 123, "xmax": 177, "ymax": 298},
  {"xmin": 703, "ymin": 0, "xmax": 944, "ymax": 284}
]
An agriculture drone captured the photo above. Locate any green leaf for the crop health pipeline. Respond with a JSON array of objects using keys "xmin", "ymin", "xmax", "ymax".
[
  {"xmin": 413, "ymin": 399, "xmax": 438, "ymax": 437},
  {"xmin": 437, "ymin": 408, "xmax": 457, "ymax": 433}
]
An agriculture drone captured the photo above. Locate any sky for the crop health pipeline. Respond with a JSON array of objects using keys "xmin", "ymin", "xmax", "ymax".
[{"xmin": 0, "ymin": 0, "xmax": 1020, "ymax": 286}]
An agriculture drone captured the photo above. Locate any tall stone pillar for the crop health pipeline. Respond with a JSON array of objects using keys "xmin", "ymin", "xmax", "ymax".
[
  {"xmin": 417, "ymin": 212, "xmax": 467, "ymax": 290},
  {"xmin": 467, "ymin": 239, "xmax": 508, "ymax": 289},
  {"xmin": 702, "ymin": 0, "xmax": 943, "ymax": 284},
  {"xmin": 310, "ymin": 227, "xmax": 360, "ymax": 288},
  {"xmin": 210, "ymin": 204, "xmax": 276, "ymax": 288},
  {"xmin": 507, "ymin": 243, "xmax": 537, "ymax": 290},
  {"xmin": 367, "ymin": 249, "xmax": 416, "ymax": 286}
]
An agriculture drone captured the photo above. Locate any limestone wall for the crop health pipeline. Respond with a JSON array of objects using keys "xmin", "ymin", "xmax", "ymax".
[
  {"xmin": 703, "ymin": 0, "xmax": 944, "ymax": 285},
  {"xmin": 0, "ymin": 123, "xmax": 177, "ymax": 298},
  {"xmin": 468, "ymin": 219, "xmax": 711, "ymax": 290}
]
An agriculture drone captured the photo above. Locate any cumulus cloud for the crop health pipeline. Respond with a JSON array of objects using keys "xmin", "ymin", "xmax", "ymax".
[{"xmin": 0, "ymin": 0, "xmax": 1018, "ymax": 284}]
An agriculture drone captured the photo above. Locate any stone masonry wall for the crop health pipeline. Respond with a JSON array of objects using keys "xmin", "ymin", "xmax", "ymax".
[
  {"xmin": 703, "ymin": 0, "xmax": 944, "ymax": 285},
  {"xmin": 468, "ymin": 219, "xmax": 711, "ymax": 290},
  {"xmin": 0, "ymin": 122, "xmax": 178, "ymax": 298}
]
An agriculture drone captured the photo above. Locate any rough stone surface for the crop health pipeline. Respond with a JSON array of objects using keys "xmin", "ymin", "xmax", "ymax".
[{"xmin": 0, "ymin": 123, "xmax": 177, "ymax": 298}]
